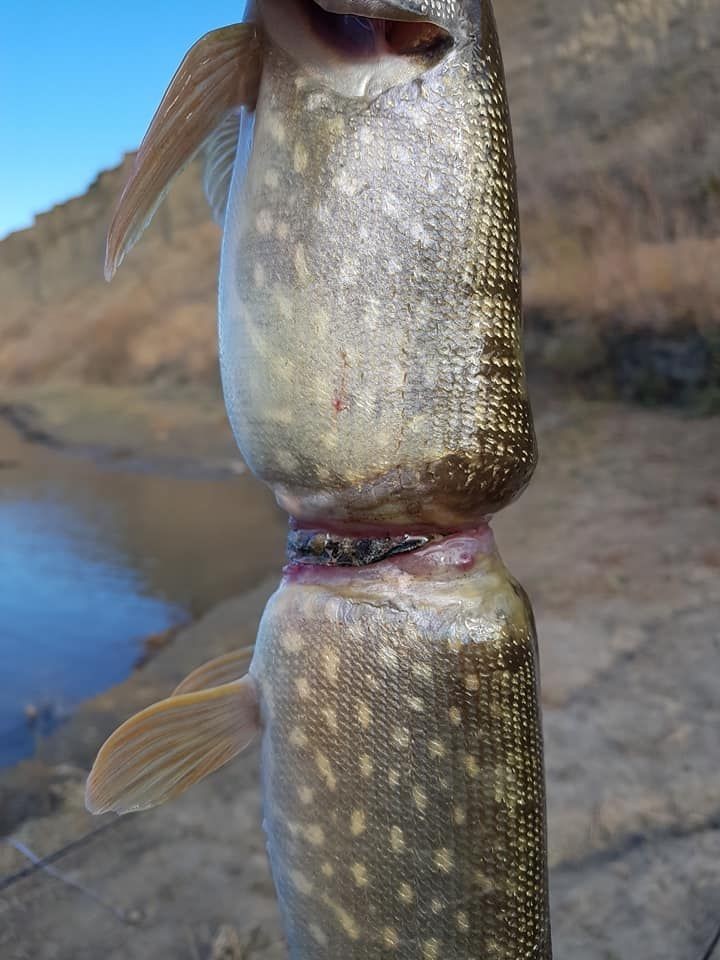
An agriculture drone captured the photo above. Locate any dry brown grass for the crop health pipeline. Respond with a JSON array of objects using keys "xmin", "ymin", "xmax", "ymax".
[{"xmin": 522, "ymin": 174, "xmax": 720, "ymax": 335}]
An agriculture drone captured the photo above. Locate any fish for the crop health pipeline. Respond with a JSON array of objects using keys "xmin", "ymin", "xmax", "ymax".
[{"xmin": 87, "ymin": 2, "xmax": 551, "ymax": 958}]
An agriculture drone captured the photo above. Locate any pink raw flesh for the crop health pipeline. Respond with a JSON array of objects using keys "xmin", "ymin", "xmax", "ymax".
[{"xmin": 285, "ymin": 526, "xmax": 495, "ymax": 583}]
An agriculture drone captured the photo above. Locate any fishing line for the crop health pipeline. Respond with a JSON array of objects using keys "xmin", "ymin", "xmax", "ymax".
[
  {"xmin": 0, "ymin": 818, "xmax": 122, "ymax": 893},
  {"xmin": 5, "ymin": 836, "xmax": 128, "ymax": 921},
  {"xmin": 697, "ymin": 920, "xmax": 720, "ymax": 960}
]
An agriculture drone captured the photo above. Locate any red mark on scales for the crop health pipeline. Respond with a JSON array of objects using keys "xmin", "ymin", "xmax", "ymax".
[{"xmin": 332, "ymin": 350, "xmax": 350, "ymax": 415}]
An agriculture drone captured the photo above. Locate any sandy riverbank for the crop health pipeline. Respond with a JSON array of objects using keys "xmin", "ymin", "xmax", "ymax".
[{"xmin": 1, "ymin": 382, "xmax": 719, "ymax": 959}]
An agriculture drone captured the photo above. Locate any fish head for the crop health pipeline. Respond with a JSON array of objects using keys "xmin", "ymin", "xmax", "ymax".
[{"xmin": 257, "ymin": 0, "xmax": 467, "ymax": 97}]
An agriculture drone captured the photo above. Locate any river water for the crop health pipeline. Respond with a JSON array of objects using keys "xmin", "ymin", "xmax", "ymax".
[{"xmin": 0, "ymin": 420, "xmax": 285, "ymax": 767}]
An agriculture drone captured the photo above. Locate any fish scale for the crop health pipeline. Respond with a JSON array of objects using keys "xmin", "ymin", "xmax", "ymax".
[
  {"xmin": 87, "ymin": 2, "xmax": 552, "ymax": 957},
  {"xmin": 252, "ymin": 546, "xmax": 549, "ymax": 958}
]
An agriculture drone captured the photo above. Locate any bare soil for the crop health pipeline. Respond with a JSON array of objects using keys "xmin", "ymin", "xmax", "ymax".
[{"xmin": 1, "ymin": 381, "xmax": 718, "ymax": 960}]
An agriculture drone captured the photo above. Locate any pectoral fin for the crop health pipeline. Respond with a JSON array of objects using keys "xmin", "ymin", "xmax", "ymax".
[
  {"xmin": 105, "ymin": 23, "xmax": 263, "ymax": 279},
  {"xmin": 85, "ymin": 676, "xmax": 259, "ymax": 815},
  {"xmin": 203, "ymin": 111, "xmax": 246, "ymax": 227},
  {"xmin": 172, "ymin": 646, "xmax": 255, "ymax": 696}
]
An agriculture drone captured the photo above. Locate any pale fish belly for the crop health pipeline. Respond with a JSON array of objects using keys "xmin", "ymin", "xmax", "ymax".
[{"xmin": 249, "ymin": 532, "xmax": 551, "ymax": 959}]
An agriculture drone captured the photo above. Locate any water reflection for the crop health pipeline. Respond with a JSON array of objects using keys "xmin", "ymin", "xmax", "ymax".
[{"xmin": 0, "ymin": 421, "xmax": 285, "ymax": 766}]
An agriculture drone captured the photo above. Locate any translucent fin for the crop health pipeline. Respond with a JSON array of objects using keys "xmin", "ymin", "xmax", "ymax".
[
  {"xmin": 203, "ymin": 111, "xmax": 243, "ymax": 227},
  {"xmin": 105, "ymin": 23, "xmax": 263, "ymax": 280},
  {"xmin": 172, "ymin": 646, "xmax": 255, "ymax": 696},
  {"xmin": 85, "ymin": 677, "xmax": 259, "ymax": 815}
]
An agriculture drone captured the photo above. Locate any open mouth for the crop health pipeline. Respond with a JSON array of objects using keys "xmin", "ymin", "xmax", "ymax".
[{"xmin": 302, "ymin": 0, "xmax": 453, "ymax": 59}]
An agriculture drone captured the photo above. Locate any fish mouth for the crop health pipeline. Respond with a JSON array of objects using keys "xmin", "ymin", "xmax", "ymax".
[
  {"xmin": 301, "ymin": 1, "xmax": 453, "ymax": 59},
  {"xmin": 260, "ymin": 0, "xmax": 456, "ymax": 96}
]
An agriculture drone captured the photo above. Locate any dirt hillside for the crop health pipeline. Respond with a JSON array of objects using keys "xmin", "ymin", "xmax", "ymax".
[{"xmin": 1, "ymin": 0, "xmax": 718, "ymax": 398}]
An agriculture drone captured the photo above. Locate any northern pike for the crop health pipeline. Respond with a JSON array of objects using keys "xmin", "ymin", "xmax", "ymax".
[{"xmin": 87, "ymin": 2, "xmax": 551, "ymax": 957}]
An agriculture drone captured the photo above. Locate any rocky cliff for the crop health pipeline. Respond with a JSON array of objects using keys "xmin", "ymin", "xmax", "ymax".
[{"xmin": 0, "ymin": 158, "xmax": 220, "ymax": 385}]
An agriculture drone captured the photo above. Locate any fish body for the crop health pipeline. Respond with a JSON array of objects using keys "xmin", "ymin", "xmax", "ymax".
[
  {"xmin": 221, "ymin": 1, "xmax": 536, "ymax": 529},
  {"xmin": 253, "ymin": 528, "xmax": 549, "ymax": 959},
  {"xmin": 87, "ymin": 3, "xmax": 551, "ymax": 957}
]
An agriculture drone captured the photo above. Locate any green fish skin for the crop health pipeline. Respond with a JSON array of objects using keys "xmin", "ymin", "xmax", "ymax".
[
  {"xmin": 220, "ymin": 0, "xmax": 537, "ymax": 532},
  {"xmin": 87, "ymin": 3, "xmax": 551, "ymax": 958},
  {"xmin": 252, "ymin": 528, "xmax": 551, "ymax": 959}
]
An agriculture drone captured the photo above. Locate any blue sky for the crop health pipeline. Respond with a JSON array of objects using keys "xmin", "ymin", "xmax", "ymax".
[{"xmin": 1, "ymin": 2, "xmax": 247, "ymax": 239}]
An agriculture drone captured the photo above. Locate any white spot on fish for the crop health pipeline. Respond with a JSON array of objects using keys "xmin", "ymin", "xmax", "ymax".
[
  {"xmin": 253, "ymin": 263, "xmax": 265, "ymax": 289},
  {"xmin": 382, "ymin": 191, "xmax": 401, "ymax": 219},
  {"xmin": 326, "ymin": 116, "xmax": 346, "ymax": 136},
  {"xmin": 474, "ymin": 871, "xmax": 495, "ymax": 894},
  {"xmin": 323, "ymin": 650, "xmax": 340, "ymax": 683},
  {"xmin": 256, "ymin": 209, "xmax": 273, "ymax": 234},
  {"xmin": 335, "ymin": 169, "xmax": 363, "ymax": 197},
  {"xmin": 294, "ymin": 243, "xmax": 310, "ymax": 282},
  {"xmin": 465, "ymin": 674, "xmax": 480, "ymax": 692},
  {"xmin": 388, "ymin": 767, "xmax": 400, "ymax": 788},
  {"xmin": 293, "ymin": 143, "xmax": 309, "ymax": 173},
  {"xmin": 359, "ymin": 754, "xmax": 373, "ymax": 778},
  {"xmin": 456, "ymin": 911, "xmax": 469, "ymax": 933},
  {"xmin": 264, "ymin": 168, "xmax": 280, "ymax": 188},
  {"xmin": 315, "ymin": 751, "xmax": 337, "ymax": 790},
  {"xmin": 390, "ymin": 826, "xmax": 405, "ymax": 852},
  {"xmin": 411, "ymin": 662, "xmax": 432, "ymax": 682},
  {"xmin": 428, "ymin": 739, "xmax": 446, "ymax": 759},
  {"xmin": 281, "ymin": 630, "xmax": 304, "ymax": 653},
  {"xmin": 297, "ymin": 785, "xmax": 314, "ymax": 805},
  {"xmin": 425, "ymin": 170, "xmax": 441, "ymax": 194},
  {"xmin": 358, "ymin": 702, "xmax": 372, "ymax": 729},
  {"xmin": 305, "ymin": 91, "xmax": 330, "ymax": 111},
  {"xmin": 310, "ymin": 924, "xmax": 328, "ymax": 947},
  {"xmin": 350, "ymin": 810, "xmax": 366, "ymax": 836},
  {"xmin": 423, "ymin": 939, "xmax": 441, "ymax": 960},
  {"xmin": 321, "ymin": 707, "xmax": 338, "ymax": 733},
  {"xmin": 289, "ymin": 727, "xmax": 308, "ymax": 748},
  {"xmin": 351, "ymin": 862, "xmax": 368, "ymax": 887},
  {"xmin": 267, "ymin": 114, "xmax": 286, "ymax": 144},
  {"xmin": 322, "ymin": 895, "xmax": 359, "ymax": 940},
  {"xmin": 409, "ymin": 221, "xmax": 431, "ymax": 247},
  {"xmin": 431, "ymin": 898, "xmax": 444, "ymax": 914},
  {"xmin": 465, "ymin": 754, "xmax": 481, "ymax": 779},
  {"xmin": 398, "ymin": 882, "xmax": 414, "ymax": 904},
  {"xmin": 273, "ymin": 287, "xmax": 293, "ymax": 320},
  {"xmin": 453, "ymin": 805, "xmax": 467, "ymax": 825},
  {"xmin": 383, "ymin": 927, "xmax": 399, "ymax": 949},
  {"xmin": 434, "ymin": 848, "xmax": 454, "ymax": 874},
  {"xmin": 449, "ymin": 706, "xmax": 462, "ymax": 726},
  {"xmin": 321, "ymin": 861, "xmax": 335, "ymax": 878},
  {"xmin": 306, "ymin": 824, "xmax": 325, "ymax": 846},
  {"xmin": 276, "ymin": 221, "xmax": 290, "ymax": 240},
  {"xmin": 407, "ymin": 696, "xmax": 424, "ymax": 713},
  {"xmin": 295, "ymin": 678, "xmax": 311, "ymax": 699},
  {"xmin": 290, "ymin": 869, "xmax": 313, "ymax": 895},
  {"xmin": 413, "ymin": 785, "xmax": 427, "ymax": 812},
  {"xmin": 380, "ymin": 646, "xmax": 398, "ymax": 670},
  {"xmin": 391, "ymin": 727, "xmax": 410, "ymax": 749}
]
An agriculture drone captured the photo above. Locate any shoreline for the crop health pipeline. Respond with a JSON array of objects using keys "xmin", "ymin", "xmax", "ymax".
[
  {"xmin": 0, "ymin": 386, "xmax": 248, "ymax": 481},
  {"xmin": 1, "ymin": 384, "xmax": 719, "ymax": 958},
  {"xmin": 0, "ymin": 383, "xmax": 286, "ymax": 832}
]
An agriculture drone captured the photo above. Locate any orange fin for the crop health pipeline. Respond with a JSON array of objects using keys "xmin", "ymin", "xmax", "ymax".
[
  {"xmin": 105, "ymin": 23, "xmax": 263, "ymax": 279},
  {"xmin": 85, "ymin": 677, "xmax": 259, "ymax": 815},
  {"xmin": 172, "ymin": 646, "xmax": 255, "ymax": 696}
]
